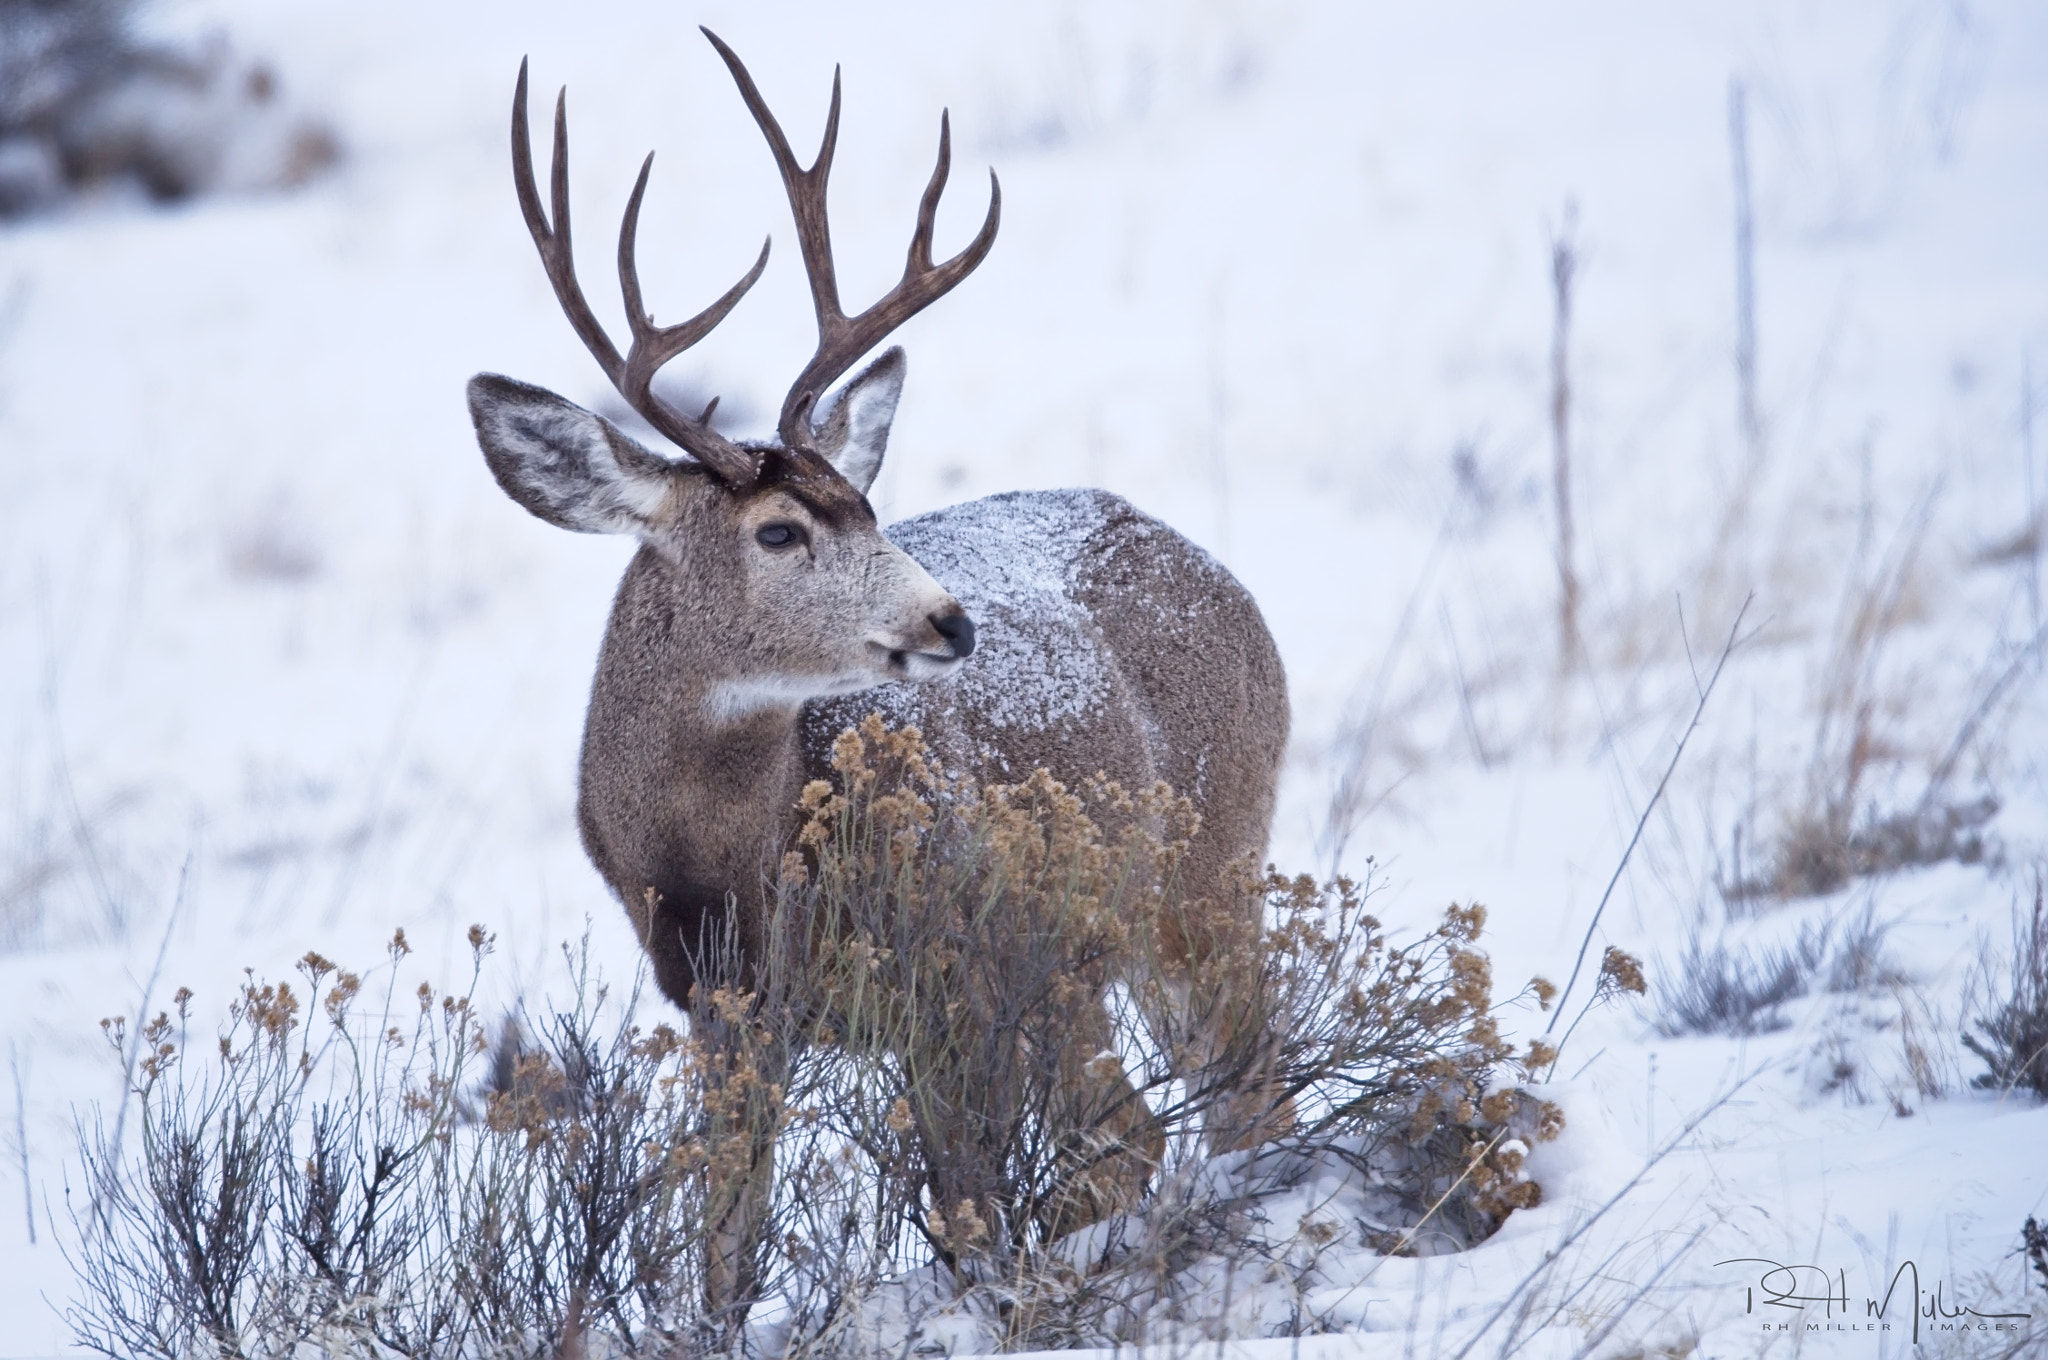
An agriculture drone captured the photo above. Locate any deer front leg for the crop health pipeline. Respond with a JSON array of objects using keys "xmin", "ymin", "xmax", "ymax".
[
  {"xmin": 1141, "ymin": 924, "xmax": 1297, "ymax": 1158},
  {"xmin": 694, "ymin": 1009, "xmax": 785, "ymax": 1335},
  {"xmin": 1039, "ymin": 1004, "xmax": 1166, "ymax": 1243}
]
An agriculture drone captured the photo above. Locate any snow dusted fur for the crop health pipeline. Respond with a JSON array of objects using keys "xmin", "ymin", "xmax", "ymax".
[
  {"xmin": 468, "ymin": 361, "xmax": 1288, "ymax": 1015},
  {"xmin": 592, "ymin": 487, "xmax": 1287, "ymax": 1009},
  {"xmin": 811, "ymin": 488, "xmax": 1289, "ymax": 951}
]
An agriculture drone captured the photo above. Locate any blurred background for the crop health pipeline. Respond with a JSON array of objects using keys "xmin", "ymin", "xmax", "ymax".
[{"xmin": 1, "ymin": 0, "xmax": 2044, "ymax": 1349}]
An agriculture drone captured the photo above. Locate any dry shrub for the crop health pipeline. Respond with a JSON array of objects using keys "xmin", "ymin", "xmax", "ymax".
[
  {"xmin": 770, "ymin": 717, "xmax": 1563, "ymax": 1347},
  {"xmin": 2024, "ymin": 1217, "xmax": 2048, "ymax": 1296},
  {"xmin": 66, "ymin": 719, "xmax": 1561, "ymax": 1356},
  {"xmin": 65, "ymin": 928, "xmax": 808, "ymax": 1359},
  {"xmin": 68, "ymin": 932, "xmax": 482, "ymax": 1358},
  {"xmin": 775, "ymin": 717, "xmax": 1203, "ymax": 1262},
  {"xmin": 1728, "ymin": 490, "xmax": 2028, "ymax": 904},
  {"xmin": 1889, "ymin": 977, "xmax": 1956, "ymax": 1110},
  {"xmin": 1741, "ymin": 796, "xmax": 1998, "ymax": 903},
  {"xmin": 1962, "ymin": 875, "xmax": 2048, "ymax": 1100},
  {"xmin": 1654, "ymin": 905, "xmax": 1898, "ymax": 1038}
]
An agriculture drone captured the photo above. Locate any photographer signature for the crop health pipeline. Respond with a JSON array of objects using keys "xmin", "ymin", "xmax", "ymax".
[{"xmin": 1717, "ymin": 1259, "xmax": 2031, "ymax": 1343}]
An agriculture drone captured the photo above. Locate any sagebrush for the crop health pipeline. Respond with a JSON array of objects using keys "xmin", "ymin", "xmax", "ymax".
[
  {"xmin": 1654, "ymin": 904, "xmax": 1897, "ymax": 1038},
  {"xmin": 1962, "ymin": 875, "xmax": 2048, "ymax": 1100},
  {"xmin": 67, "ymin": 718, "xmax": 1561, "ymax": 1357}
]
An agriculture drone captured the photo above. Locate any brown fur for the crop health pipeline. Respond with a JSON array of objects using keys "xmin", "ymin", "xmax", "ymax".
[
  {"xmin": 471, "ymin": 355, "xmax": 1287, "ymax": 1283},
  {"xmin": 576, "ymin": 486, "xmax": 1289, "ymax": 1008},
  {"xmin": 471, "ymin": 359, "xmax": 1286, "ymax": 1013}
]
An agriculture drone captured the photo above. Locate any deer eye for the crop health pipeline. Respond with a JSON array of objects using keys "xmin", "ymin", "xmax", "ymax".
[{"xmin": 755, "ymin": 522, "xmax": 805, "ymax": 550}]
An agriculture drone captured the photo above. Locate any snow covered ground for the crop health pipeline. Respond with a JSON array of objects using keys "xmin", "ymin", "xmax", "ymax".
[{"xmin": 2, "ymin": 0, "xmax": 2046, "ymax": 1354}]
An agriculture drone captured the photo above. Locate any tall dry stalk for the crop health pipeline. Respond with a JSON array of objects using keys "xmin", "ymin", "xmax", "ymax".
[
  {"xmin": 2023, "ymin": 347, "xmax": 2040, "ymax": 630},
  {"xmin": 1549, "ymin": 202, "xmax": 1583, "ymax": 680},
  {"xmin": 1730, "ymin": 77, "xmax": 1760, "ymax": 464}
]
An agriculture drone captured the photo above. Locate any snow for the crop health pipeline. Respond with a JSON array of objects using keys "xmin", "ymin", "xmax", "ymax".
[
  {"xmin": 2, "ymin": 0, "xmax": 2046, "ymax": 1354},
  {"xmin": 865, "ymin": 488, "xmax": 1117, "ymax": 738}
]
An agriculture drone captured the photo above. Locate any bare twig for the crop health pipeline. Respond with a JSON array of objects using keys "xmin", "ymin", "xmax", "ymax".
[
  {"xmin": 1322, "ymin": 510, "xmax": 1453, "ymax": 874},
  {"xmin": 10, "ymin": 1041, "xmax": 30, "ymax": 1245},
  {"xmin": 2023, "ymin": 347, "xmax": 2038, "ymax": 631},
  {"xmin": 1496, "ymin": 1232, "xmax": 1636, "ymax": 1360},
  {"xmin": 1548, "ymin": 597, "xmax": 1754, "ymax": 1033},
  {"xmin": 1550, "ymin": 201, "xmax": 1583, "ymax": 679},
  {"xmin": 1920, "ymin": 617, "xmax": 2048, "ymax": 811},
  {"xmin": 1208, "ymin": 273, "xmax": 1233, "ymax": 567},
  {"xmin": 1730, "ymin": 78, "xmax": 1760, "ymax": 462},
  {"xmin": 1448, "ymin": 1078, "xmax": 1750, "ymax": 1360},
  {"xmin": 1564, "ymin": 1223, "xmax": 1710, "ymax": 1360},
  {"xmin": 97, "ymin": 851, "xmax": 190, "ymax": 1227},
  {"xmin": 40, "ymin": 692, "xmax": 123, "ymax": 941},
  {"xmin": 323, "ymin": 652, "xmax": 433, "ymax": 924},
  {"xmin": 1441, "ymin": 600, "xmax": 1494, "ymax": 768}
]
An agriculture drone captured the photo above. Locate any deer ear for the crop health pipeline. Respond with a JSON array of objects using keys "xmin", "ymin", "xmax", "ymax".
[
  {"xmin": 468, "ymin": 374, "xmax": 674, "ymax": 535},
  {"xmin": 811, "ymin": 347, "xmax": 905, "ymax": 495}
]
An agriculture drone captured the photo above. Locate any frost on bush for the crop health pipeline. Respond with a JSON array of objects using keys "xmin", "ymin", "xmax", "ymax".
[
  {"xmin": 0, "ymin": 0, "xmax": 338, "ymax": 217},
  {"xmin": 65, "ymin": 719, "xmax": 1564, "ymax": 1357}
]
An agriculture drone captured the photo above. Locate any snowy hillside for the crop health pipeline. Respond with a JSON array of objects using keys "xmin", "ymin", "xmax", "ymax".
[{"xmin": 2, "ymin": 0, "xmax": 2046, "ymax": 1354}]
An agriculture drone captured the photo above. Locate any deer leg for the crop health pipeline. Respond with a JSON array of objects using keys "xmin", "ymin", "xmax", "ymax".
[
  {"xmin": 695, "ymin": 1010, "xmax": 784, "ymax": 1333},
  {"xmin": 1040, "ymin": 1005, "xmax": 1164, "ymax": 1242},
  {"xmin": 1200, "ymin": 1013, "xmax": 1296, "ymax": 1156},
  {"xmin": 1138, "ymin": 947, "xmax": 1295, "ymax": 1159},
  {"xmin": 702, "ymin": 1136, "xmax": 774, "ymax": 1331},
  {"xmin": 1180, "ymin": 976, "xmax": 1295, "ymax": 1157}
]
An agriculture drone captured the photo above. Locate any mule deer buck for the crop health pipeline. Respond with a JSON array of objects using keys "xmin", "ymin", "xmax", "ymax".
[{"xmin": 467, "ymin": 31, "xmax": 1287, "ymax": 1301}]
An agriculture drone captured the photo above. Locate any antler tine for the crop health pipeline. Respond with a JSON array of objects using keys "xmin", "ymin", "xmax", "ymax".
[
  {"xmin": 510, "ymin": 58, "xmax": 762, "ymax": 484},
  {"xmin": 908, "ymin": 111, "xmax": 952, "ymax": 273},
  {"xmin": 702, "ymin": 29, "xmax": 1000, "ymax": 453},
  {"xmin": 512, "ymin": 61, "xmax": 623, "ymax": 381},
  {"xmin": 616, "ymin": 154, "xmax": 772, "ymax": 421},
  {"xmin": 701, "ymin": 31, "xmax": 845, "ymax": 346}
]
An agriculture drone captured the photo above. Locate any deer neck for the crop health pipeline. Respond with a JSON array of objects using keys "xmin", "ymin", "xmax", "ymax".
[
  {"xmin": 581, "ymin": 549, "xmax": 815, "ymax": 905},
  {"xmin": 665, "ymin": 702, "xmax": 808, "ymax": 854}
]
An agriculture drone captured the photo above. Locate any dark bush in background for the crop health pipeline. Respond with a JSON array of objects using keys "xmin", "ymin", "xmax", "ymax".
[
  {"xmin": 0, "ymin": 0, "xmax": 336, "ymax": 217},
  {"xmin": 1963, "ymin": 876, "xmax": 2048, "ymax": 1100},
  {"xmin": 1654, "ymin": 905, "xmax": 1898, "ymax": 1038}
]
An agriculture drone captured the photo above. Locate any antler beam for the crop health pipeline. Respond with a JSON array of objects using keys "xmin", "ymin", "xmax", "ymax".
[
  {"xmin": 511, "ymin": 58, "xmax": 766, "ymax": 484},
  {"xmin": 702, "ymin": 29, "xmax": 1000, "ymax": 454}
]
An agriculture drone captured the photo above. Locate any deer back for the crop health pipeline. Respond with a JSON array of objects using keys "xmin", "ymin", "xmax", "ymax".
[{"xmin": 810, "ymin": 488, "xmax": 1288, "ymax": 918}]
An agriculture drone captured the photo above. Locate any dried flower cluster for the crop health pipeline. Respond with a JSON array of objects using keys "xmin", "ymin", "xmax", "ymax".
[
  {"xmin": 754, "ymin": 720, "xmax": 1565, "ymax": 1341},
  {"xmin": 67, "ymin": 720, "xmax": 1563, "ymax": 1357}
]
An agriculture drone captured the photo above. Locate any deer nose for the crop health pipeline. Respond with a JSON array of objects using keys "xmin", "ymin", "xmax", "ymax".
[{"xmin": 931, "ymin": 609, "xmax": 976, "ymax": 659}]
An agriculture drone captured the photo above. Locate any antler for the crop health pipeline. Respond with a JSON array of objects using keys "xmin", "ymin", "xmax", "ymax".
[
  {"xmin": 702, "ymin": 29, "xmax": 1000, "ymax": 454},
  {"xmin": 511, "ymin": 58, "xmax": 768, "ymax": 484}
]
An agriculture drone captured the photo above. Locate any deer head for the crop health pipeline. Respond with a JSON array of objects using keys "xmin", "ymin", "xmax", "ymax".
[{"xmin": 468, "ymin": 31, "xmax": 996, "ymax": 715}]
